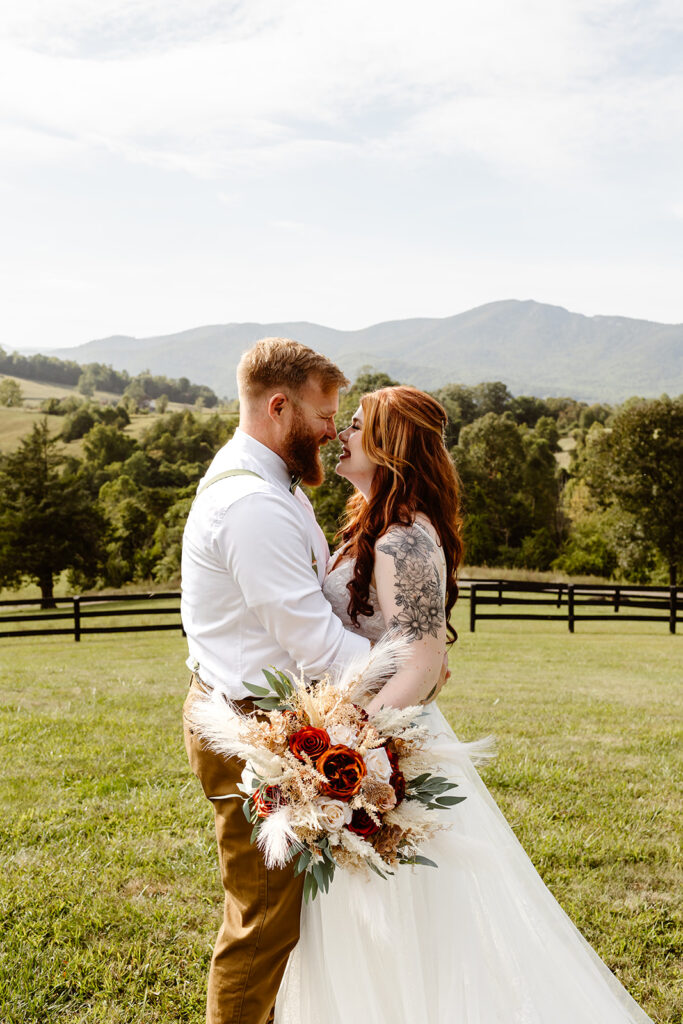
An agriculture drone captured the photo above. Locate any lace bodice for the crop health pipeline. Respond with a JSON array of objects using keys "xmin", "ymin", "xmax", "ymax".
[{"xmin": 323, "ymin": 557, "xmax": 387, "ymax": 643}]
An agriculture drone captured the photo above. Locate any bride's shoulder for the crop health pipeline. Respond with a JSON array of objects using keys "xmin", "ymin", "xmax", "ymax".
[{"xmin": 375, "ymin": 516, "xmax": 442, "ymax": 559}]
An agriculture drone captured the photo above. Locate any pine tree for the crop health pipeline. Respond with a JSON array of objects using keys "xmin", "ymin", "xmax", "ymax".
[{"xmin": 0, "ymin": 420, "xmax": 105, "ymax": 606}]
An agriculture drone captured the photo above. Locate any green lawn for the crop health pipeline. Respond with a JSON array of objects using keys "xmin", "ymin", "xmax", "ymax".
[
  {"xmin": 0, "ymin": 372, "xmax": 209, "ymax": 456},
  {"xmin": 0, "ymin": 608, "xmax": 680, "ymax": 1022}
]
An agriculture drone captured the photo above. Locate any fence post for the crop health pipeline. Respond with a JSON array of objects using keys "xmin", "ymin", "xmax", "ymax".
[
  {"xmin": 568, "ymin": 585, "xmax": 575, "ymax": 633},
  {"xmin": 670, "ymin": 587, "xmax": 677, "ymax": 635},
  {"xmin": 73, "ymin": 596, "xmax": 81, "ymax": 642},
  {"xmin": 470, "ymin": 585, "xmax": 477, "ymax": 633},
  {"xmin": 614, "ymin": 586, "xmax": 621, "ymax": 613}
]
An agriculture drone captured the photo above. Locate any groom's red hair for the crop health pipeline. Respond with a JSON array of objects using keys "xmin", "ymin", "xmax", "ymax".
[{"xmin": 340, "ymin": 385, "xmax": 464, "ymax": 644}]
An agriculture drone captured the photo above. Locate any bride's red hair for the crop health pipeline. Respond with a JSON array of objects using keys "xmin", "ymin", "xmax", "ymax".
[{"xmin": 339, "ymin": 386, "xmax": 464, "ymax": 644}]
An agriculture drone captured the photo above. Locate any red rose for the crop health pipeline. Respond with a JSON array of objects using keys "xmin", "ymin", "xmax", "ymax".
[
  {"xmin": 348, "ymin": 808, "xmax": 381, "ymax": 839},
  {"xmin": 289, "ymin": 727, "xmax": 330, "ymax": 761},
  {"xmin": 316, "ymin": 744, "xmax": 367, "ymax": 801},
  {"xmin": 390, "ymin": 770, "xmax": 406, "ymax": 806},
  {"xmin": 386, "ymin": 747, "xmax": 400, "ymax": 773},
  {"xmin": 252, "ymin": 785, "xmax": 283, "ymax": 818}
]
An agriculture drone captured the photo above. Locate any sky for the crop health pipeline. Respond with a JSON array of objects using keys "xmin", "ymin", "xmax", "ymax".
[{"xmin": 1, "ymin": 0, "xmax": 682, "ymax": 352}]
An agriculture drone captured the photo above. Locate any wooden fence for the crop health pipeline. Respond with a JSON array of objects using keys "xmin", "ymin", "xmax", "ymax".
[
  {"xmin": 0, "ymin": 582, "xmax": 680, "ymax": 641},
  {"xmin": 461, "ymin": 580, "xmax": 681, "ymax": 633},
  {"xmin": 0, "ymin": 592, "xmax": 183, "ymax": 641}
]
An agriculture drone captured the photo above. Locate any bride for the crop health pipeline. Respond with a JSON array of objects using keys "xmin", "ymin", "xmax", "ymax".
[{"xmin": 275, "ymin": 385, "xmax": 653, "ymax": 1024}]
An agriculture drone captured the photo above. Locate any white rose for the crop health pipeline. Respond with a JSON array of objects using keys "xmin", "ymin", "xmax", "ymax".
[
  {"xmin": 315, "ymin": 797, "xmax": 353, "ymax": 831},
  {"xmin": 327, "ymin": 724, "xmax": 358, "ymax": 748},
  {"xmin": 364, "ymin": 747, "xmax": 392, "ymax": 783}
]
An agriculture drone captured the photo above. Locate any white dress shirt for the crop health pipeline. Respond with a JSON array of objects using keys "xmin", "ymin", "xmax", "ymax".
[{"xmin": 181, "ymin": 428, "xmax": 370, "ymax": 698}]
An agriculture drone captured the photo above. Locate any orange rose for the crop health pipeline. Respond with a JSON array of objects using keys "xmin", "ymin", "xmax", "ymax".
[
  {"xmin": 316, "ymin": 744, "xmax": 367, "ymax": 801},
  {"xmin": 289, "ymin": 726, "xmax": 330, "ymax": 761}
]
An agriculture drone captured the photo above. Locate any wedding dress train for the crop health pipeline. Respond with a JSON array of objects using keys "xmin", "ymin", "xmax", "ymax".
[{"xmin": 274, "ymin": 560, "xmax": 653, "ymax": 1024}]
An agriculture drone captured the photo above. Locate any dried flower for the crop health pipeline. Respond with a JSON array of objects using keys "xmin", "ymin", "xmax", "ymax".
[
  {"xmin": 374, "ymin": 824, "xmax": 403, "ymax": 859},
  {"xmin": 362, "ymin": 778, "xmax": 398, "ymax": 812}
]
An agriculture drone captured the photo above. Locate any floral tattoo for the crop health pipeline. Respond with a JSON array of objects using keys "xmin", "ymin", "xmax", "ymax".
[{"xmin": 376, "ymin": 527, "xmax": 444, "ymax": 642}]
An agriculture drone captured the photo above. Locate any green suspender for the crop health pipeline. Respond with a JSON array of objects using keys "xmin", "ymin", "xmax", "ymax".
[
  {"xmin": 194, "ymin": 466, "xmax": 318, "ymax": 578},
  {"xmin": 196, "ymin": 468, "xmax": 263, "ymax": 496},
  {"xmin": 192, "ymin": 468, "xmax": 264, "ymax": 510}
]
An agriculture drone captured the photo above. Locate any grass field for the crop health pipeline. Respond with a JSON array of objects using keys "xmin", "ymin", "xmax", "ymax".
[
  {"xmin": 0, "ymin": 373, "xmax": 210, "ymax": 455},
  {"xmin": 0, "ymin": 607, "xmax": 681, "ymax": 1023}
]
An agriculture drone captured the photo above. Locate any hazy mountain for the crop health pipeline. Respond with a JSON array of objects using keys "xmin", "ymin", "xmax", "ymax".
[{"xmin": 45, "ymin": 300, "xmax": 683, "ymax": 403}]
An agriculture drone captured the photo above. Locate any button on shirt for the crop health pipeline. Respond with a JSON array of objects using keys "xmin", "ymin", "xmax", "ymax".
[{"xmin": 181, "ymin": 428, "xmax": 371, "ymax": 699}]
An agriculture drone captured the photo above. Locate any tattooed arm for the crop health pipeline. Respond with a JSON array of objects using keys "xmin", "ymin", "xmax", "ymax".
[{"xmin": 366, "ymin": 524, "xmax": 448, "ymax": 714}]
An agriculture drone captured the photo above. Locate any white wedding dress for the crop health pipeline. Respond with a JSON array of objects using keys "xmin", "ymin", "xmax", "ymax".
[{"xmin": 274, "ymin": 556, "xmax": 653, "ymax": 1024}]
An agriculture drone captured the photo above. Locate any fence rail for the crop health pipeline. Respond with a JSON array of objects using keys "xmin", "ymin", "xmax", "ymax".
[
  {"xmin": 0, "ymin": 592, "xmax": 184, "ymax": 641},
  {"xmin": 0, "ymin": 582, "xmax": 680, "ymax": 641},
  {"xmin": 460, "ymin": 580, "xmax": 681, "ymax": 633}
]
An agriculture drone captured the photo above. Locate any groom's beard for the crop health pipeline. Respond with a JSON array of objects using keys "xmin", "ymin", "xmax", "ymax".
[{"xmin": 282, "ymin": 409, "xmax": 325, "ymax": 487}]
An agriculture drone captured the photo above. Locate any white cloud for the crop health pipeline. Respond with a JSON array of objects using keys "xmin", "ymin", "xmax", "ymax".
[
  {"xmin": 1, "ymin": 0, "xmax": 682, "ymax": 181},
  {"xmin": 1, "ymin": 0, "xmax": 682, "ymax": 349}
]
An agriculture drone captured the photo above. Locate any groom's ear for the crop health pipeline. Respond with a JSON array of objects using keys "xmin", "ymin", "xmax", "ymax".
[{"xmin": 267, "ymin": 392, "xmax": 290, "ymax": 422}]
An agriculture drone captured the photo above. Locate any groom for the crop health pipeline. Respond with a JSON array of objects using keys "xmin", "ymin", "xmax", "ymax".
[{"xmin": 181, "ymin": 337, "xmax": 371, "ymax": 1024}]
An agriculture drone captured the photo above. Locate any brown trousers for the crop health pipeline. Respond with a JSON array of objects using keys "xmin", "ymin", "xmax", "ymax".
[{"xmin": 183, "ymin": 677, "xmax": 305, "ymax": 1024}]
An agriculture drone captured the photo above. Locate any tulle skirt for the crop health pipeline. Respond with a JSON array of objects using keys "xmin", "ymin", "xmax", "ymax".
[{"xmin": 274, "ymin": 704, "xmax": 652, "ymax": 1024}]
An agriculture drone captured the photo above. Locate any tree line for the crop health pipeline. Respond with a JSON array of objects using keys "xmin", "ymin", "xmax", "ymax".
[
  {"xmin": 0, "ymin": 348, "xmax": 218, "ymax": 407},
  {"xmin": 0, "ymin": 371, "xmax": 680, "ymax": 606}
]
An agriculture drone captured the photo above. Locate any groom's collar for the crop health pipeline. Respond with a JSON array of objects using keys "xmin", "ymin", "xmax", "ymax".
[{"xmin": 231, "ymin": 428, "xmax": 295, "ymax": 493}]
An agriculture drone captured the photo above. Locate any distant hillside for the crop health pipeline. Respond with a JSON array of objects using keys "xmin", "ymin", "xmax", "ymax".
[
  {"xmin": 44, "ymin": 300, "xmax": 683, "ymax": 403},
  {"xmin": 0, "ymin": 348, "xmax": 218, "ymax": 407}
]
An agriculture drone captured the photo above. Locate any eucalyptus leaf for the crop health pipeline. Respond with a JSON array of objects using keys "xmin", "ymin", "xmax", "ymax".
[
  {"xmin": 425, "ymin": 781, "xmax": 457, "ymax": 794},
  {"xmin": 254, "ymin": 697, "xmax": 286, "ymax": 711},
  {"xmin": 321, "ymin": 862, "xmax": 334, "ymax": 893},
  {"xmin": 275, "ymin": 669, "xmax": 294, "ymax": 693},
  {"xmin": 293, "ymin": 852, "xmax": 310, "ymax": 877},
  {"xmin": 242, "ymin": 681, "xmax": 272, "ymax": 697},
  {"xmin": 304, "ymin": 870, "xmax": 319, "ymax": 904},
  {"xmin": 262, "ymin": 670, "xmax": 288, "ymax": 699},
  {"xmin": 435, "ymin": 795, "xmax": 467, "ymax": 807},
  {"xmin": 311, "ymin": 860, "xmax": 325, "ymax": 891}
]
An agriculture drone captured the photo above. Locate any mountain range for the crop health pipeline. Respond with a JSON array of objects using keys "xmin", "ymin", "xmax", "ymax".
[{"xmin": 45, "ymin": 300, "xmax": 683, "ymax": 403}]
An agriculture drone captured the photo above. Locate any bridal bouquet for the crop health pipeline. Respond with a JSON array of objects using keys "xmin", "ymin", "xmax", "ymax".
[{"xmin": 190, "ymin": 636, "xmax": 465, "ymax": 901}]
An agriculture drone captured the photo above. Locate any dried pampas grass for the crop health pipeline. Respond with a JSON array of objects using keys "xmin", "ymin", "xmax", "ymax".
[{"xmin": 256, "ymin": 806, "xmax": 300, "ymax": 869}]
